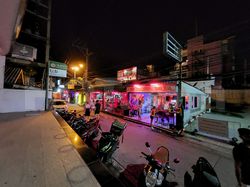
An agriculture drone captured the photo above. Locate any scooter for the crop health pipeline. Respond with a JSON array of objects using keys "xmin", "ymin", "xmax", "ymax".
[
  {"xmin": 96, "ymin": 119, "xmax": 127, "ymax": 162},
  {"xmin": 59, "ymin": 110, "xmax": 77, "ymax": 124},
  {"xmin": 78, "ymin": 117, "xmax": 100, "ymax": 142},
  {"xmin": 120, "ymin": 142, "xmax": 179, "ymax": 187},
  {"xmin": 184, "ymin": 157, "xmax": 221, "ymax": 187}
]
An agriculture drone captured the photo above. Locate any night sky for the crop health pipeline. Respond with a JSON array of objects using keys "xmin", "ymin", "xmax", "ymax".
[{"xmin": 50, "ymin": 0, "xmax": 250, "ymax": 77}]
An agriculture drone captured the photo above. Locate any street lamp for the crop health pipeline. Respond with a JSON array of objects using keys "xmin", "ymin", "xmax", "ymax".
[
  {"xmin": 71, "ymin": 66, "xmax": 79, "ymax": 79},
  {"xmin": 71, "ymin": 63, "xmax": 86, "ymax": 104}
]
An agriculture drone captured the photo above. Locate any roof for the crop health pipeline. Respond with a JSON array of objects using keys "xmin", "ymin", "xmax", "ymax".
[{"xmin": 181, "ymin": 81, "xmax": 207, "ymax": 96}]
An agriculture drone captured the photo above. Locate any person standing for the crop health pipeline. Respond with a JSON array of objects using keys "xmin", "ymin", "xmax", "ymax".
[
  {"xmin": 138, "ymin": 99, "xmax": 142, "ymax": 119},
  {"xmin": 90, "ymin": 99, "xmax": 95, "ymax": 115},
  {"xmin": 95, "ymin": 100, "xmax": 101, "ymax": 118},
  {"xmin": 233, "ymin": 128, "xmax": 250, "ymax": 187},
  {"xmin": 84, "ymin": 101, "xmax": 91, "ymax": 119},
  {"xmin": 150, "ymin": 106, "xmax": 156, "ymax": 129}
]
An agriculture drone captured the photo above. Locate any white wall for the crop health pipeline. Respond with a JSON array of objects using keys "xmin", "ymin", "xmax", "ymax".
[
  {"xmin": 183, "ymin": 94, "xmax": 206, "ymax": 124},
  {"xmin": 0, "ymin": 55, "xmax": 5, "ymax": 89},
  {"xmin": 0, "ymin": 89, "xmax": 45, "ymax": 113}
]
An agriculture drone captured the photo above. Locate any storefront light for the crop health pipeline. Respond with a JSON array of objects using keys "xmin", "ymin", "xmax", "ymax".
[
  {"xmin": 57, "ymin": 88, "xmax": 61, "ymax": 92},
  {"xmin": 151, "ymin": 83, "xmax": 160, "ymax": 87},
  {"xmin": 134, "ymin": 84, "xmax": 141, "ymax": 88},
  {"xmin": 59, "ymin": 85, "xmax": 65, "ymax": 88}
]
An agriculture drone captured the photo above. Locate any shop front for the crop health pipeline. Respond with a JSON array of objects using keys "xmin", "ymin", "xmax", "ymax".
[
  {"xmin": 104, "ymin": 91, "xmax": 128, "ymax": 114},
  {"xmin": 126, "ymin": 81, "xmax": 207, "ymax": 131},
  {"xmin": 126, "ymin": 82, "xmax": 177, "ymax": 126},
  {"xmin": 90, "ymin": 91, "xmax": 103, "ymax": 103},
  {"xmin": 90, "ymin": 90, "xmax": 128, "ymax": 115}
]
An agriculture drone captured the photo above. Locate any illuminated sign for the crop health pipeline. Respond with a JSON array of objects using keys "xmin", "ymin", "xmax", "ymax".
[
  {"xmin": 68, "ymin": 84, "xmax": 74, "ymax": 89},
  {"xmin": 49, "ymin": 61, "xmax": 67, "ymax": 78},
  {"xmin": 117, "ymin": 66, "xmax": 137, "ymax": 82},
  {"xmin": 127, "ymin": 83, "xmax": 176, "ymax": 93}
]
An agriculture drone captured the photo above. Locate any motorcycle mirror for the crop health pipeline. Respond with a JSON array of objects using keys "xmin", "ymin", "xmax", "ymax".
[
  {"xmin": 232, "ymin": 137, "xmax": 238, "ymax": 142},
  {"xmin": 230, "ymin": 137, "xmax": 238, "ymax": 146},
  {"xmin": 173, "ymin": 158, "xmax": 180, "ymax": 163},
  {"xmin": 145, "ymin": 142, "xmax": 150, "ymax": 147}
]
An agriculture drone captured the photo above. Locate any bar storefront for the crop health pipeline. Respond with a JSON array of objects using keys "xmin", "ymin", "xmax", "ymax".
[
  {"xmin": 90, "ymin": 80, "xmax": 207, "ymax": 130},
  {"xmin": 127, "ymin": 82, "xmax": 177, "ymax": 114},
  {"xmin": 90, "ymin": 89, "xmax": 129, "ymax": 114}
]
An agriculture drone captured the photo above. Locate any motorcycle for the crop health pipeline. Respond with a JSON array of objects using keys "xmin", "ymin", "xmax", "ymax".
[
  {"xmin": 96, "ymin": 119, "xmax": 127, "ymax": 162},
  {"xmin": 120, "ymin": 142, "xmax": 179, "ymax": 187},
  {"xmin": 59, "ymin": 111, "xmax": 100, "ymax": 144},
  {"xmin": 59, "ymin": 110, "xmax": 77, "ymax": 124},
  {"xmin": 77, "ymin": 117, "xmax": 100, "ymax": 143},
  {"xmin": 184, "ymin": 157, "xmax": 221, "ymax": 187}
]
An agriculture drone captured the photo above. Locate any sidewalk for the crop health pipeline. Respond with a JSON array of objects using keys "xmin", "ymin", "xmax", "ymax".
[{"xmin": 0, "ymin": 111, "xmax": 100, "ymax": 187}]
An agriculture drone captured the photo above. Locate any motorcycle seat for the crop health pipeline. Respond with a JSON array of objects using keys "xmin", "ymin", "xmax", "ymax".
[{"xmin": 202, "ymin": 171, "xmax": 220, "ymax": 187}]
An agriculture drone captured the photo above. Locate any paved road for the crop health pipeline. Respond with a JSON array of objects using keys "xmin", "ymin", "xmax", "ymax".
[
  {"xmin": 68, "ymin": 104, "xmax": 237, "ymax": 187},
  {"xmin": 98, "ymin": 113, "xmax": 236, "ymax": 187}
]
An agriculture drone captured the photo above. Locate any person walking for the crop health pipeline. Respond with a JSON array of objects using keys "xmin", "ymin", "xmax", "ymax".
[
  {"xmin": 233, "ymin": 128, "xmax": 250, "ymax": 187},
  {"xmin": 150, "ymin": 106, "xmax": 156, "ymax": 130}
]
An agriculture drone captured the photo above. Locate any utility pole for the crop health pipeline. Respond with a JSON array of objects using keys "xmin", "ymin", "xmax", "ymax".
[
  {"xmin": 72, "ymin": 43, "xmax": 93, "ymax": 103},
  {"xmin": 177, "ymin": 61, "xmax": 182, "ymax": 107},
  {"xmin": 45, "ymin": 0, "xmax": 52, "ymax": 111},
  {"xmin": 83, "ymin": 48, "xmax": 93, "ymax": 102},
  {"xmin": 176, "ymin": 60, "xmax": 184, "ymax": 135}
]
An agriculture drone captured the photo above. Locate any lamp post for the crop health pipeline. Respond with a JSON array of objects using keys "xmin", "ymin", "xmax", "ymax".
[
  {"xmin": 83, "ymin": 48, "xmax": 92, "ymax": 102},
  {"xmin": 71, "ymin": 44, "xmax": 93, "ymax": 102},
  {"xmin": 71, "ymin": 66, "xmax": 79, "ymax": 79},
  {"xmin": 176, "ymin": 61, "xmax": 184, "ymax": 134},
  {"xmin": 71, "ymin": 63, "xmax": 86, "ymax": 104},
  {"xmin": 177, "ymin": 61, "xmax": 182, "ymax": 107}
]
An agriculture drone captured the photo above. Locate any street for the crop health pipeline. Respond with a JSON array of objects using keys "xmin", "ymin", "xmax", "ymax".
[{"xmin": 68, "ymin": 104, "xmax": 237, "ymax": 187}]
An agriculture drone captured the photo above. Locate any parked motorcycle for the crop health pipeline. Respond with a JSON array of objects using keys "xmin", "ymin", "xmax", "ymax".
[
  {"xmin": 184, "ymin": 157, "xmax": 221, "ymax": 187},
  {"xmin": 77, "ymin": 117, "xmax": 100, "ymax": 142},
  {"xmin": 96, "ymin": 119, "xmax": 127, "ymax": 162},
  {"xmin": 59, "ymin": 110, "xmax": 77, "ymax": 124},
  {"xmin": 58, "ymin": 111, "xmax": 100, "ymax": 144},
  {"xmin": 120, "ymin": 142, "xmax": 179, "ymax": 187}
]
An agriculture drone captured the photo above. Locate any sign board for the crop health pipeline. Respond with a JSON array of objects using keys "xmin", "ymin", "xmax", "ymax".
[
  {"xmin": 49, "ymin": 61, "xmax": 67, "ymax": 78},
  {"xmin": 11, "ymin": 42, "xmax": 37, "ymax": 61},
  {"xmin": 163, "ymin": 32, "xmax": 182, "ymax": 62},
  {"xmin": 69, "ymin": 79, "xmax": 77, "ymax": 85},
  {"xmin": 117, "ymin": 66, "xmax": 137, "ymax": 82},
  {"xmin": 68, "ymin": 84, "xmax": 75, "ymax": 89},
  {"xmin": 127, "ymin": 83, "xmax": 176, "ymax": 93}
]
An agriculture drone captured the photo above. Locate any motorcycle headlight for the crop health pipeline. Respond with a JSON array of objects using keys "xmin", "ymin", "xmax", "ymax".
[
  {"xmin": 156, "ymin": 172, "xmax": 164, "ymax": 186},
  {"xmin": 145, "ymin": 171, "xmax": 157, "ymax": 187},
  {"xmin": 100, "ymin": 142, "xmax": 112, "ymax": 152}
]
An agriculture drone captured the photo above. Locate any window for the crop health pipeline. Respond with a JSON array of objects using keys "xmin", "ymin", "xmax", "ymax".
[
  {"xmin": 53, "ymin": 101, "xmax": 66, "ymax": 105},
  {"xmin": 192, "ymin": 96, "xmax": 198, "ymax": 109}
]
